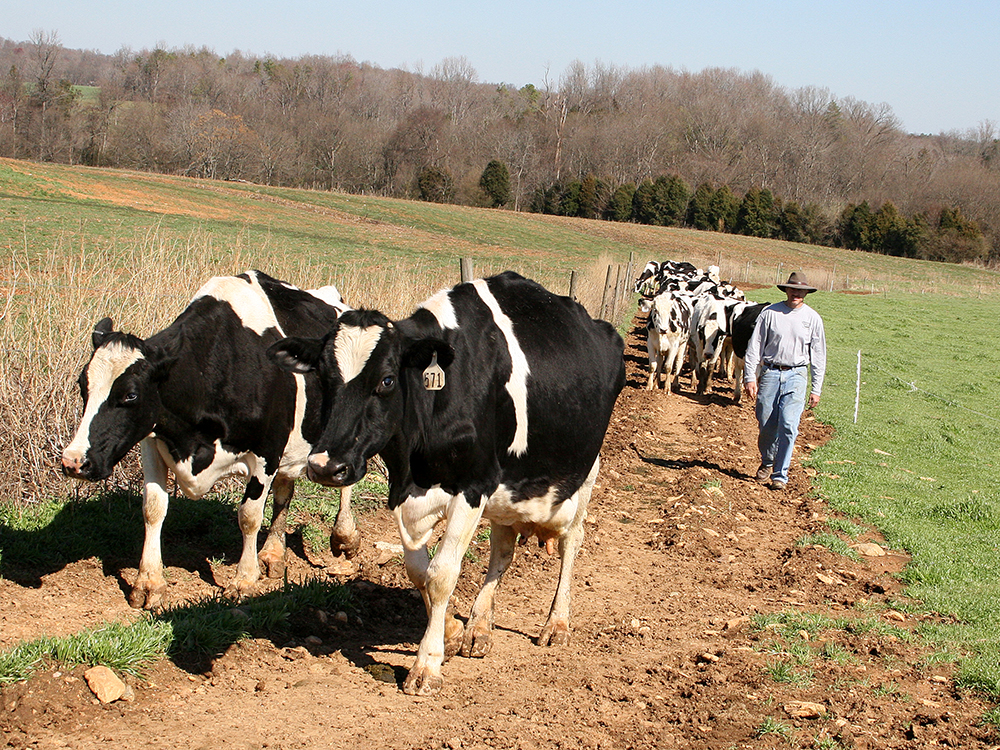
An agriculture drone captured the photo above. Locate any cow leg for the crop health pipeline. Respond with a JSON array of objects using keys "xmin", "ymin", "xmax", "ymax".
[
  {"xmin": 227, "ymin": 466, "xmax": 274, "ymax": 597},
  {"xmin": 131, "ymin": 438, "xmax": 170, "ymax": 610},
  {"xmin": 461, "ymin": 522, "xmax": 517, "ymax": 658},
  {"xmin": 330, "ymin": 485, "xmax": 361, "ymax": 558},
  {"xmin": 400, "ymin": 494, "xmax": 484, "ymax": 696},
  {"xmin": 258, "ymin": 474, "xmax": 292, "ymax": 578},
  {"xmin": 732, "ymin": 356, "xmax": 746, "ymax": 403},
  {"xmin": 539, "ymin": 457, "xmax": 599, "ymax": 647}
]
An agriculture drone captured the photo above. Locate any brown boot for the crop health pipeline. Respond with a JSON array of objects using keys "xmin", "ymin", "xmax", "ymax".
[{"xmin": 755, "ymin": 463, "xmax": 772, "ymax": 482}]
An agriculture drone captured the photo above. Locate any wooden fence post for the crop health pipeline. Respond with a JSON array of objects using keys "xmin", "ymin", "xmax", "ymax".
[
  {"xmin": 600, "ymin": 265, "xmax": 614, "ymax": 320},
  {"xmin": 569, "ymin": 271, "xmax": 578, "ymax": 301},
  {"xmin": 460, "ymin": 258, "xmax": 474, "ymax": 283}
]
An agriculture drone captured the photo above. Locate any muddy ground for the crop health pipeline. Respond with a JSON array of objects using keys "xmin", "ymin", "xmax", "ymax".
[{"xmin": 2, "ymin": 318, "xmax": 997, "ymax": 750}]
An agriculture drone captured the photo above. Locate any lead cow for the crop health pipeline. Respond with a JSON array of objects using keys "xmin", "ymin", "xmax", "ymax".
[
  {"xmin": 270, "ymin": 271, "xmax": 625, "ymax": 695},
  {"xmin": 61, "ymin": 270, "xmax": 360, "ymax": 609}
]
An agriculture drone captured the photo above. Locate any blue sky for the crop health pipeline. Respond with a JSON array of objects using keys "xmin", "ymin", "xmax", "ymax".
[{"xmin": 7, "ymin": 0, "xmax": 998, "ymax": 135}]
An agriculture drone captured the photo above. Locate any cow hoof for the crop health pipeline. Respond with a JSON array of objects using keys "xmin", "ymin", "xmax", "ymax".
[
  {"xmin": 129, "ymin": 576, "xmax": 167, "ymax": 610},
  {"xmin": 538, "ymin": 622, "xmax": 572, "ymax": 647},
  {"xmin": 444, "ymin": 614, "xmax": 465, "ymax": 661},
  {"xmin": 259, "ymin": 550, "xmax": 287, "ymax": 579},
  {"xmin": 460, "ymin": 627, "xmax": 493, "ymax": 658},
  {"xmin": 402, "ymin": 668, "xmax": 443, "ymax": 696},
  {"xmin": 331, "ymin": 529, "xmax": 362, "ymax": 559}
]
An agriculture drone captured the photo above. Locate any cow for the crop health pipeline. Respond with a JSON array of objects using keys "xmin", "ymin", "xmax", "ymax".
[
  {"xmin": 645, "ymin": 290, "xmax": 694, "ymax": 392},
  {"xmin": 689, "ymin": 293, "xmax": 729, "ymax": 395},
  {"xmin": 269, "ymin": 271, "xmax": 625, "ymax": 695},
  {"xmin": 60, "ymin": 270, "xmax": 359, "ymax": 609},
  {"xmin": 726, "ymin": 302, "xmax": 768, "ymax": 403}
]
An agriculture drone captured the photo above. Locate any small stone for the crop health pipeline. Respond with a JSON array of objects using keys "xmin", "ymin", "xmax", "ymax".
[
  {"xmin": 929, "ymin": 675, "xmax": 949, "ymax": 685},
  {"xmin": 84, "ymin": 666, "xmax": 127, "ymax": 704},
  {"xmin": 698, "ymin": 652, "xmax": 720, "ymax": 663},
  {"xmin": 852, "ymin": 542, "xmax": 886, "ymax": 557},
  {"xmin": 885, "ymin": 610, "xmax": 906, "ymax": 622},
  {"xmin": 783, "ymin": 701, "xmax": 826, "ymax": 719},
  {"xmin": 725, "ymin": 616, "xmax": 750, "ymax": 631},
  {"xmin": 702, "ymin": 528, "xmax": 720, "ymax": 538},
  {"xmin": 334, "ymin": 611, "xmax": 349, "ymax": 623},
  {"xmin": 816, "ymin": 572, "xmax": 837, "ymax": 585}
]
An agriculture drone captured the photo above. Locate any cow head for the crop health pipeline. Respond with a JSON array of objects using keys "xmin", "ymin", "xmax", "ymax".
[
  {"xmin": 61, "ymin": 318, "xmax": 176, "ymax": 481},
  {"xmin": 269, "ymin": 309, "xmax": 454, "ymax": 488}
]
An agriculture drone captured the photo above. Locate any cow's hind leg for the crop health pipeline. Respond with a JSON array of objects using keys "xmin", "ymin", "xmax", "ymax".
[
  {"xmin": 131, "ymin": 438, "xmax": 170, "ymax": 610},
  {"xmin": 461, "ymin": 522, "xmax": 517, "ymax": 658},
  {"xmin": 330, "ymin": 485, "xmax": 361, "ymax": 558},
  {"xmin": 538, "ymin": 457, "xmax": 599, "ymax": 647},
  {"xmin": 258, "ymin": 474, "xmax": 292, "ymax": 578}
]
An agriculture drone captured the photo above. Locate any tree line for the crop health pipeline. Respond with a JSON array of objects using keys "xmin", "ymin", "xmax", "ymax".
[{"xmin": 1, "ymin": 32, "xmax": 998, "ymax": 263}]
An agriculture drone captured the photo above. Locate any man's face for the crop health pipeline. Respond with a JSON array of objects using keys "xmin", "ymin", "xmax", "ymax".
[{"xmin": 785, "ymin": 288, "xmax": 808, "ymax": 308}]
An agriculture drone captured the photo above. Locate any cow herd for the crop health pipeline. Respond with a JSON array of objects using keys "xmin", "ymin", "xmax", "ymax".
[
  {"xmin": 57, "ymin": 260, "xmax": 758, "ymax": 695},
  {"xmin": 636, "ymin": 260, "xmax": 765, "ymax": 402},
  {"xmin": 60, "ymin": 269, "xmax": 624, "ymax": 696}
]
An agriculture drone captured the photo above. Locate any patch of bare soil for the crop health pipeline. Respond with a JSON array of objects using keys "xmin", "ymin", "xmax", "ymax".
[{"xmin": 2, "ymin": 318, "xmax": 997, "ymax": 750}]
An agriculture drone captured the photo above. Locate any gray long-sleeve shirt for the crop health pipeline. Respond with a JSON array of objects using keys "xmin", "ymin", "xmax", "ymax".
[{"xmin": 743, "ymin": 301, "xmax": 827, "ymax": 396}]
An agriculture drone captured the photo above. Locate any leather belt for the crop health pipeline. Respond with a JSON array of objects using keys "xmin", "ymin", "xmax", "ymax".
[{"xmin": 764, "ymin": 361, "xmax": 805, "ymax": 371}]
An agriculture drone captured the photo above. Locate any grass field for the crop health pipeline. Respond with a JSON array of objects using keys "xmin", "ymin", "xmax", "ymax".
[{"xmin": 1, "ymin": 157, "xmax": 1000, "ymax": 704}]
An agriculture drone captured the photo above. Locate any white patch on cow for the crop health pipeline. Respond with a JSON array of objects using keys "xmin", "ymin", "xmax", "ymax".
[
  {"xmin": 169, "ymin": 439, "xmax": 254, "ymax": 498},
  {"xmin": 418, "ymin": 288, "xmax": 460, "ymax": 330},
  {"xmin": 278, "ymin": 374, "xmax": 312, "ymax": 476},
  {"xmin": 192, "ymin": 275, "xmax": 275, "ymax": 335},
  {"xmin": 306, "ymin": 284, "xmax": 350, "ymax": 315},
  {"xmin": 335, "ymin": 324, "xmax": 384, "ymax": 383},
  {"xmin": 63, "ymin": 343, "xmax": 145, "ymax": 461},
  {"xmin": 485, "ymin": 484, "xmax": 580, "ymax": 535},
  {"xmin": 472, "ymin": 279, "xmax": 531, "ymax": 456}
]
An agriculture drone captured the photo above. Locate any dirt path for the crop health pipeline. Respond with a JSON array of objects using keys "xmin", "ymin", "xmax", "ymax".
[{"xmin": 1, "ymin": 318, "xmax": 995, "ymax": 750}]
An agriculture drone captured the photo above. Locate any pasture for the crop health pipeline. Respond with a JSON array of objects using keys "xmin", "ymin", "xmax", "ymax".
[{"xmin": 1, "ymin": 158, "xmax": 999, "ymax": 747}]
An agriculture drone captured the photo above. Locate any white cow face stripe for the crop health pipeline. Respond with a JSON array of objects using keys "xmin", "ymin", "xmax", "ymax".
[
  {"xmin": 63, "ymin": 343, "xmax": 145, "ymax": 459},
  {"xmin": 335, "ymin": 324, "xmax": 385, "ymax": 383},
  {"xmin": 418, "ymin": 288, "xmax": 460, "ymax": 330},
  {"xmin": 472, "ymin": 279, "xmax": 530, "ymax": 456}
]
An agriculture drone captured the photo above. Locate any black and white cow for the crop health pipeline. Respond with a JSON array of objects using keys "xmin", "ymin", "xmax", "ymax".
[
  {"xmin": 61, "ymin": 270, "xmax": 359, "ymax": 609},
  {"xmin": 646, "ymin": 291, "xmax": 694, "ymax": 392},
  {"xmin": 726, "ymin": 302, "xmax": 768, "ymax": 403},
  {"xmin": 689, "ymin": 293, "xmax": 729, "ymax": 395},
  {"xmin": 270, "ymin": 271, "xmax": 625, "ymax": 695}
]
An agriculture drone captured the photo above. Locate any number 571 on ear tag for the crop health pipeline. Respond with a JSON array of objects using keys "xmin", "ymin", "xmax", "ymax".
[{"xmin": 423, "ymin": 352, "xmax": 445, "ymax": 391}]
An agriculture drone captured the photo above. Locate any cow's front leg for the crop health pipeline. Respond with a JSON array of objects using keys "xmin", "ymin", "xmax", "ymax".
[
  {"xmin": 330, "ymin": 485, "xmax": 361, "ymax": 558},
  {"xmin": 131, "ymin": 439, "xmax": 170, "ymax": 610},
  {"xmin": 227, "ymin": 466, "xmax": 273, "ymax": 597},
  {"xmin": 462, "ymin": 523, "xmax": 516, "ymax": 658},
  {"xmin": 400, "ymin": 495, "xmax": 483, "ymax": 696},
  {"xmin": 258, "ymin": 474, "xmax": 292, "ymax": 578}
]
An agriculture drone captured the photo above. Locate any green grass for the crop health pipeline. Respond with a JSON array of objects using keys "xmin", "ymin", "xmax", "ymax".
[
  {"xmin": 805, "ymin": 290, "xmax": 1000, "ymax": 697},
  {"xmin": 0, "ymin": 577, "xmax": 353, "ymax": 684}
]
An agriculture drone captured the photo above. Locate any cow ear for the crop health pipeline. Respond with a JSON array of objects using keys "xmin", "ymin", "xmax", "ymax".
[
  {"xmin": 269, "ymin": 336, "xmax": 324, "ymax": 374},
  {"xmin": 401, "ymin": 337, "xmax": 454, "ymax": 370},
  {"xmin": 145, "ymin": 336, "xmax": 181, "ymax": 382},
  {"xmin": 91, "ymin": 317, "xmax": 114, "ymax": 349}
]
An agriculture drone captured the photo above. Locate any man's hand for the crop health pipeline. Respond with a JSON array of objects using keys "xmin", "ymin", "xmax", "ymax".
[
  {"xmin": 745, "ymin": 380, "xmax": 758, "ymax": 402},
  {"xmin": 808, "ymin": 393, "xmax": 820, "ymax": 408}
]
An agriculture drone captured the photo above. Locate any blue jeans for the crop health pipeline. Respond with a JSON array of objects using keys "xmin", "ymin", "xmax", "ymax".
[{"xmin": 755, "ymin": 367, "xmax": 808, "ymax": 483}]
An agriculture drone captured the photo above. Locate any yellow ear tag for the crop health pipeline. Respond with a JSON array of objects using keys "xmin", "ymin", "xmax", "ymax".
[{"xmin": 422, "ymin": 351, "xmax": 445, "ymax": 391}]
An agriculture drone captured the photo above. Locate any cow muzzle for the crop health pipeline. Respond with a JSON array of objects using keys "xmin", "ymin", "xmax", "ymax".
[
  {"xmin": 61, "ymin": 453, "xmax": 92, "ymax": 480},
  {"xmin": 306, "ymin": 452, "xmax": 356, "ymax": 487}
]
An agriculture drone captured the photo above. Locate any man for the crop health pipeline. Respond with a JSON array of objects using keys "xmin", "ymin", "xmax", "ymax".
[{"xmin": 743, "ymin": 272, "xmax": 826, "ymax": 490}]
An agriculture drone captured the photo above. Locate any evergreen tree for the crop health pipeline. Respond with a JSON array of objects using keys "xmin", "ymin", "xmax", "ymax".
[
  {"xmin": 479, "ymin": 159, "xmax": 511, "ymax": 208},
  {"xmin": 605, "ymin": 183, "xmax": 636, "ymax": 222},
  {"xmin": 735, "ymin": 188, "xmax": 777, "ymax": 238},
  {"xmin": 707, "ymin": 185, "xmax": 739, "ymax": 232},
  {"xmin": 417, "ymin": 166, "xmax": 454, "ymax": 203},
  {"xmin": 631, "ymin": 179, "xmax": 657, "ymax": 224},
  {"xmin": 687, "ymin": 182, "xmax": 715, "ymax": 230}
]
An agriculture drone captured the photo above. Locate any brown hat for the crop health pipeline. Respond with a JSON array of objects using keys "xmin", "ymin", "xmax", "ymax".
[{"xmin": 777, "ymin": 272, "xmax": 817, "ymax": 294}]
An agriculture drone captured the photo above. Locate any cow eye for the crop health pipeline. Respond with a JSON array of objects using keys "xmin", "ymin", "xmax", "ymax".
[
  {"xmin": 121, "ymin": 392, "xmax": 138, "ymax": 405},
  {"xmin": 376, "ymin": 375, "xmax": 395, "ymax": 394}
]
